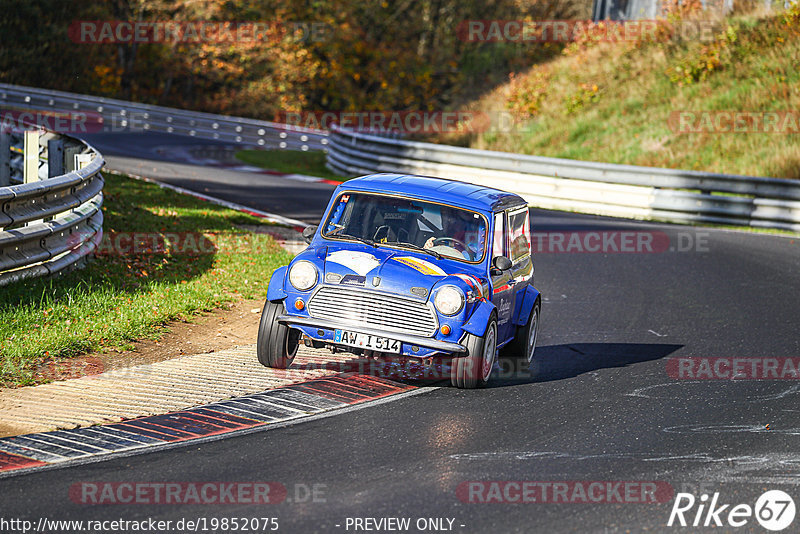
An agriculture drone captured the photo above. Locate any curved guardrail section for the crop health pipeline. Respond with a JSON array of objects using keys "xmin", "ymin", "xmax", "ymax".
[
  {"xmin": 327, "ymin": 126, "xmax": 800, "ymax": 232},
  {"xmin": 0, "ymin": 83, "xmax": 327, "ymax": 151},
  {"xmin": 0, "ymin": 127, "xmax": 104, "ymax": 286}
]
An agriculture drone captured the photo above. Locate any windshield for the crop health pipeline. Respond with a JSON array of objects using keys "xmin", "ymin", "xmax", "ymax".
[{"xmin": 322, "ymin": 192, "xmax": 487, "ymax": 263}]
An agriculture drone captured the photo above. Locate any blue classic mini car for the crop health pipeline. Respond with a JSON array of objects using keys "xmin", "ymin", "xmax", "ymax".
[{"xmin": 257, "ymin": 173, "xmax": 540, "ymax": 388}]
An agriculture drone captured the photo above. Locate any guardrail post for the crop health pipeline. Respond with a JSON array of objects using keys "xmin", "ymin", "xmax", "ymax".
[
  {"xmin": 23, "ymin": 130, "xmax": 40, "ymax": 183},
  {"xmin": 64, "ymin": 143, "xmax": 82, "ymax": 173},
  {"xmin": 74, "ymin": 152, "xmax": 92, "ymax": 171},
  {"xmin": 69, "ymin": 153, "xmax": 94, "ymax": 219},
  {"xmin": 47, "ymin": 138, "xmax": 64, "ymax": 177},
  {"xmin": 0, "ymin": 131, "xmax": 9, "ymax": 186}
]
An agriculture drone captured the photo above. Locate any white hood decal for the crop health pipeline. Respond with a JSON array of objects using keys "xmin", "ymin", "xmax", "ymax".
[{"xmin": 326, "ymin": 250, "xmax": 382, "ymax": 276}]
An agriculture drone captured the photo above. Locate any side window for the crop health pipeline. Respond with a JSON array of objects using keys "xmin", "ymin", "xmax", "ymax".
[
  {"xmin": 507, "ymin": 208, "xmax": 531, "ymax": 262},
  {"xmin": 493, "ymin": 212, "xmax": 506, "ymax": 258}
]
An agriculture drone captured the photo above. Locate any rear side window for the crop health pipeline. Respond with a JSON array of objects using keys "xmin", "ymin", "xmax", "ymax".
[{"xmin": 508, "ymin": 208, "xmax": 531, "ymax": 262}]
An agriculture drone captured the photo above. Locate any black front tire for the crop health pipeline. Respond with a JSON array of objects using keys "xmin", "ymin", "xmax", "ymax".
[
  {"xmin": 257, "ymin": 300, "xmax": 300, "ymax": 369},
  {"xmin": 450, "ymin": 315, "xmax": 498, "ymax": 389}
]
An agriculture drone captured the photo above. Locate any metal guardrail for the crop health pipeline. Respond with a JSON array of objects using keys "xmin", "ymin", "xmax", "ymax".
[
  {"xmin": 5, "ymin": 84, "xmax": 798, "ymax": 233},
  {"xmin": 0, "ymin": 125, "xmax": 104, "ymax": 286},
  {"xmin": 0, "ymin": 83, "xmax": 328, "ymax": 151},
  {"xmin": 327, "ymin": 126, "xmax": 800, "ymax": 232}
]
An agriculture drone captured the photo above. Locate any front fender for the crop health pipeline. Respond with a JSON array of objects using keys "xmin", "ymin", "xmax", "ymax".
[
  {"xmin": 513, "ymin": 286, "xmax": 541, "ymax": 327},
  {"xmin": 266, "ymin": 265, "xmax": 288, "ymax": 302},
  {"xmin": 462, "ymin": 300, "xmax": 496, "ymax": 337}
]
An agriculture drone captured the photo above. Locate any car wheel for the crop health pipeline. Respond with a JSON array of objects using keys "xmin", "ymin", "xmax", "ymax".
[
  {"xmin": 257, "ymin": 300, "xmax": 300, "ymax": 369},
  {"xmin": 502, "ymin": 298, "xmax": 540, "ymax": 375},
  {"xmin": 450, "ymin": 315, "xmax": 497, "ymax": 389}
]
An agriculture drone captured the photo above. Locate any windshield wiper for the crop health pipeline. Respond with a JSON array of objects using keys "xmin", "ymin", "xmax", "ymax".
[
  {"xmin": 339, "ymin": 233, "xmax": 378, "ymax": 247},
  {"xmin": 386, "ymin": 241, "xmax": 441, "ymax": 259}
]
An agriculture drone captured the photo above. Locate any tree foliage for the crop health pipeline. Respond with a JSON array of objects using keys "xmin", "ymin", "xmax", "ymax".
[{"xmin": 0, "ymin": 0, "xmax": 588, "ymax": 117}]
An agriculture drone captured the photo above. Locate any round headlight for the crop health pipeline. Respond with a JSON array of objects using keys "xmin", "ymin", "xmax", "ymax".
[
  {"xmin": 288, "ymin": 260, "xmax": 318, "ymax": 291},
  {"xmin": 434, "ymin": 285, "xmax": 465, "ymax": 316}
]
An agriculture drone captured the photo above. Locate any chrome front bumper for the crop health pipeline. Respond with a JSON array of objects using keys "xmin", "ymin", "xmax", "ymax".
[{"xmin": 277, "ymin": 315, "xmax": 467, "ymax": 354}]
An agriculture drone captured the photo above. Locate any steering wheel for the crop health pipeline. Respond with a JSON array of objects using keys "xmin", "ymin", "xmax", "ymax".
[{"xmin": 432, "ymin": 237, "xmax": 473, "ymax": 260}]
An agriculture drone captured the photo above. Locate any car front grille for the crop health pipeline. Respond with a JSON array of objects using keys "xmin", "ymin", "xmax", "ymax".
[{"xmin": 307, "ymin": 286, "xmax": 438, "ymax": 337}]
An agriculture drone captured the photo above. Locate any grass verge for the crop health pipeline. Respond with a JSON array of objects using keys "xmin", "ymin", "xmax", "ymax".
[
  {"xmin": 0, "ymin": 171, "xmax": 293, "ymax": 387},
  {"xmin": 235, "ymin": 149, "xmax": 347, "ymax": 181},
  {"xmin": 462, "ymin": 7, "xmax": 800, "ymax": 178}
]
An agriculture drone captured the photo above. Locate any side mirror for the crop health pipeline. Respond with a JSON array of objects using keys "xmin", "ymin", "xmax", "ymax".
[
  {"xmin": 490, "ymin": 255, "xmax": 512, "ymax": 275},
  {"xmin": 302, "ymin": 225, "xmax": 318, "ymax": 244}
]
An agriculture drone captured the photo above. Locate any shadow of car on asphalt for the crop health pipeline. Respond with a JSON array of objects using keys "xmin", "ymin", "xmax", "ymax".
[
  {"xmin": 282, "ymin": 343, "xmax": 682, "ymax": 389},
  {"xmin": 489, "ymin": 342, "xmax": 684, "ymax": 388}
]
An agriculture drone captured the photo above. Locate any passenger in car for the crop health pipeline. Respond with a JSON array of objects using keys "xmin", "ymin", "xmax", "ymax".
[{"xmin": 423, "ymin": 207, "xmax": 484, "ymax": 260}]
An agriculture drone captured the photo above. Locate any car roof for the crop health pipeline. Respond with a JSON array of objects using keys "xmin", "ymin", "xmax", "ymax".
[{"xmin": 337, "ymin": 173, "xmax": 527, "ymax": 212}]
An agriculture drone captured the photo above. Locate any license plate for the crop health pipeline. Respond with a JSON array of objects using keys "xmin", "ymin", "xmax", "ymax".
[{"xmin": 334, "ymin": 329, "xmax": 401, "ymax": 353}]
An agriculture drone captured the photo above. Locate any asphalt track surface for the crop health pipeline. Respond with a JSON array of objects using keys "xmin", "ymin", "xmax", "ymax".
[
  {"xmin": 2, "ymin": 133, "xmax": 800, "ymax": 533},
  {"xmin": 81, "ymin": 132, "xmax": 335, "ymax": 222}
]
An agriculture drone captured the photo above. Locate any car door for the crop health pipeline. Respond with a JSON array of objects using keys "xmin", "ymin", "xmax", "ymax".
[
  {"xmin": 490, "ymin": 211, "xmax": 516, "ymax": 343},
  {"xmin": 506, "ymin": 207, "xmax": 533, "ymax": 328}
]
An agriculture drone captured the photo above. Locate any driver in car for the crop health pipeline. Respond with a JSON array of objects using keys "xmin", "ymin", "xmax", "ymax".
[{"xmin": 423, "ymin": 208, "xmax": 482, "ymax": 260}]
